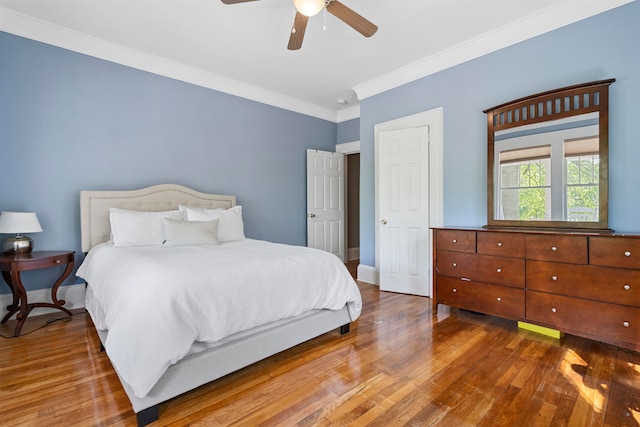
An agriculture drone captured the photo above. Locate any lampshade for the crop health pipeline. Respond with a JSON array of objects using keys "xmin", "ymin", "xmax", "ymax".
[
  {"xmin": 0, "ymin": 212, "xmax": 43, "ymax": 255},
  {"xmin": 293, "ymin": 0, "xmax": 324, "ymax": 17},
  {"xmin": 0, "ymin": 212, "xmax": 43, "ymax": 234}
]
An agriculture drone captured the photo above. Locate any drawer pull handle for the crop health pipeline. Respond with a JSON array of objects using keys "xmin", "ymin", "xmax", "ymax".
[
  {"xmin": 54, "ymin": 260, "xmax": 61, "ymax": 264},
  {"xmin": 452, "ymin": 262, "xmax": 457, "ymax": 267},
  {"xmin": 452, "ymin": 288, "xmax": 457, "ymax": 293},
  {"xmin": 497, "ymin": 242, "xmax": 502, "ymax": 247},
  {"xmin": 551, "ymin": 275, "xmax": 558, "ymax": 281},
  {"xmin": 551, "ymin": 246, "xmax": 558, "ymax": 252},
  {"xmin": 551, "ymin": 308, "xmax": 557, "ymax": 313},
  {"xmin": 623, "ymin": 321, "xmax": 630, "ymax": 328},
  {"xmin": 624, "ymin": 284, "xmax": 631, "ymax": 291},
  {"xmin": 452, "ymin": 239, "xmax": 457, "ymax": 243},
  {"xmin": 460, "ymin": 277, "xmax": 471, "ymax": 282},
  {"xmin": 496, "ymin": 297, "xmax": 502, "ymax": 302},
  {"xmin": 497, "ymin": 268, "xmax": 502, "ymax": 273},
  {"xmin": 624, "ymin": 251, "xmax": 631, "ymax": 257}
]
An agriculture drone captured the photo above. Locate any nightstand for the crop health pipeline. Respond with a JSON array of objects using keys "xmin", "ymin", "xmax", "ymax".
[{"xmin": 0, "ymin": 251, "xmax": 75, "ymax": 336}]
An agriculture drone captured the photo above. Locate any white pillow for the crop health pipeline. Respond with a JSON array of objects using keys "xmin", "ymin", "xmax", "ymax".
[
  {"xmin": 163, "ymin": 218, "xmax": 220, "ymax": 247},
  {"xmin": 177, "ymin": 204, "xmax": 192, "ymax": 220},
  {"xmin": 109, "ymin": 208, "xmax": 182, "ymax": 247},
  {"xmin": 180, "ymin": 205, "xmax": 246, "ymax": 242}
]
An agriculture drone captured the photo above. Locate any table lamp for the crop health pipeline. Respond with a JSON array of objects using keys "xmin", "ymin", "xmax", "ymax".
[{"xmin": 0, "ymin": 212, "xmax": 43, "ymax": 255}]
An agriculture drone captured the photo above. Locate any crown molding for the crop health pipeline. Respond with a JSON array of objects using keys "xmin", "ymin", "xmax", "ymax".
[
  {"xmin": 352, "ymin": 0, "xmax": 634, "ymax": 101},
  {"xmin": 336, "ymin": 105, "xmax": 360, "ymax": 123},
  {"xmin": 4, "ymin": 1, "xmax": 631, "ymax": 121},
  {"xmin": 0, "ymin": 7, "xmax": 341, "ymax": 122}
]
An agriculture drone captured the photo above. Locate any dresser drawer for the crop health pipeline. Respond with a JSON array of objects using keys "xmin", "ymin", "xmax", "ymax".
[
  {"xmin": 436, "ymin": 251, "xmax": 476, "ymax": 279},
  {"xmin": 437, "ymin": 251, "xmax": 524, "ymax": 288},
  {"xmin": 526, "ymin": 260, "xmax": 640, "ymax": 307},
  {"xmin": 436, "ymin": 230, "xmax": 475, "ymax": 253},
  {"xmin": 477, "ymin": 232, "xmax": 525, "ymax": 258},
  {"xmin": 436, "ymin": 275, "xmax": 525, "ymax": 320},
  {"xmin": 525, "ymin": 235, "xmax": 587, "ymax": 264},
  {"xmin": 474, "ymin": 254, "xmax": 525, "ymax": 288},
  {"xmin": 526, "ymin": 291, "xmax": 639, "ymax": 351},
  {"xmin": 590, "ymin": 236, "xmax": 640, "ymax": 270}
]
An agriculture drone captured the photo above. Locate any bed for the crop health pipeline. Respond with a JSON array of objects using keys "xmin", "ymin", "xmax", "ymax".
[{"xmin": 77, "ymin": 184, "xmax": 362, "ymax": 426}]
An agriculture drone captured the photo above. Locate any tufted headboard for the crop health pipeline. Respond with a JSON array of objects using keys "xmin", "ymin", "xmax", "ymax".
[{"xmin": 80, "ymin": 184, "xmax": 236, "ymax": 252}]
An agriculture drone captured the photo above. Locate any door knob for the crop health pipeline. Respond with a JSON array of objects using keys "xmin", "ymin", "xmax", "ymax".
[
  {"xmin": 380, "ymin": 219, "xmax": 387, "ymax": 225},
  {"xmin": 308, "ymin": 213, "xmax": 315, "ymax": 218}
]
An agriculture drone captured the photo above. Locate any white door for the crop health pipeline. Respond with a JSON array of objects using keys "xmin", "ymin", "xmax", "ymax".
[
  {"xmin": 307, "ymin": 149, "xmax": 345, "ymax": 261},
  {"xmin": 378, "ymin": 127, "xmax": 430, "ymax": 295}
]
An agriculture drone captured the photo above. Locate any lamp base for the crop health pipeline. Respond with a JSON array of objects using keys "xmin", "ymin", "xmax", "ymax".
[{"xmin": 2, "ymin": 235, "xmax": 34, "ymax": 255}]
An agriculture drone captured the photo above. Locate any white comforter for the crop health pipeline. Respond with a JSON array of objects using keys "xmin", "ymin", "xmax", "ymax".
[{"xmin": 77, "ymin": 239, "xmax": 362, "ymax": 398}]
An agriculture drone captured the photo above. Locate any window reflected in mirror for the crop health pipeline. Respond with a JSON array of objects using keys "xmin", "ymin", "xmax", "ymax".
[
  {"xmin": 494, "ymin": 113, "xmax": 599, "ymax": 222},
  {"xmin": 566, "ymin": 136, "xmax": 599, "ymax": 221},
  {"xmin": 498, "ymin": 151, "xmax": 550, "ymax": 221}
]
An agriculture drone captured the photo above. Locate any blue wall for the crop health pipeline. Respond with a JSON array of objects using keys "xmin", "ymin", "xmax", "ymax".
[
  {"xmin": 2, "ymin": 1, "xmax": 639, "ymax": 292},
  {"xmin": 337, "ymin": 118, "xmax": 360, "ymax": 144},
  {"xmin": 0, "ymin": 32, "xmax": 337, "ymax": 291},
  {"xmin": 358, "ymin": 1, "xmax": 640, "ymax": 267}
]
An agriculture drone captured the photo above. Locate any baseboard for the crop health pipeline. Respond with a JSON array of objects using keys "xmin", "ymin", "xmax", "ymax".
[
  {"xmin": 347, "ymin": 247, "xmax": 360, "ymax": 261},
  {"xmin": 357, "ymin": 264, "xmax": 378, "ymax": 285},
  {"xmin": 0, "ymin": 283, "xmax": 86, "ymax": 319}
]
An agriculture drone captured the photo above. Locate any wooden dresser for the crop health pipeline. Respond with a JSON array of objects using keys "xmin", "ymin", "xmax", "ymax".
[{"xmin": 433, "ymin": 227, "xmax": 640, "ymax": 352}]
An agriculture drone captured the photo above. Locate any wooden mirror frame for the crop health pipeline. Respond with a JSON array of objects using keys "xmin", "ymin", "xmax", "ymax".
[{"xmin": 484, "ymin": 79, "xmax": 615, "ymax": 230}]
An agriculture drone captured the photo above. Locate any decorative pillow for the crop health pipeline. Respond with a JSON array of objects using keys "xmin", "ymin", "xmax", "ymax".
[
  {"xmin": 162, "ymin": 218, "xmax": 220, "ymax": 247},
  {"xmin": 180, "ymin": 205, "xmax": 246, "ymax": 242},
  {"xmin": 109, "ymin": 208, "xmax": 182, "ymax": 247},
  {"xmin": 177, "ymin": 204, "xmax": 195, "ymax": 220},
  {"xmin": 177, "ymin": 204, "xmax": 222, "ymax": 220}
]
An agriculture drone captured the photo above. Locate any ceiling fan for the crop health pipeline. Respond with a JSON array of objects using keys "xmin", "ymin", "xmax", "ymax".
[{"xmin": 221, "ymin": 0, "xmax": 378, "ymax": 50}]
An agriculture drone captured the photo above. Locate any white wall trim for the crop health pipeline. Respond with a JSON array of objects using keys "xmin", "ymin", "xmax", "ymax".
[
  {"xmin": 336, "ymin": 140, "xmax": 361, "ymax": 155},
  {"xmin": 0, "ymin": 283, "xmax": 86, "ymax": 320},
  {"xmin": 374, "ymin": 108, "xmax": 444, "ymax": 296},
  {"xmin": 353, "ymin": 0, "xmax": 634, "ymax": 100},
  {"xmin": 357, "ymin": 264, "xmax": 378, "ymax": 285},
  {"xmin": 0, "ymin": 7, "xmax": 340, "ymax": 123},
  {"xmin": 336, "ymin": 105, "xmax": 361, "ymax": 123}
]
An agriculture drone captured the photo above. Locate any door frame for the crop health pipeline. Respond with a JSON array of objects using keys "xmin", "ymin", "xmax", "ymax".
[
  {"xmin": 336, "ymin": 141, "xmax": 360, "ymax": 262},
  {"xmin": 374, "ymin": 107, "xmax": 444, "ymax": 293}
]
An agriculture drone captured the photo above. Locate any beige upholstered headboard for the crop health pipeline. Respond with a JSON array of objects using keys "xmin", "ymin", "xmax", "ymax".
[{"xmin": 80, "ymin": 184, "xmax": 236, "ymax": 252}]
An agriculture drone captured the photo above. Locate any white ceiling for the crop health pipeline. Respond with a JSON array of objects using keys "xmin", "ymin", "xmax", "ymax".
[{"xmin": 0, "ymin": 0, "xmax": 633, "ymax": 121}]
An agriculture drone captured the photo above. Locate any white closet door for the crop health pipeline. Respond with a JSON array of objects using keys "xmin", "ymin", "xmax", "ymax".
[{"xmin": 378, "ymin": 127, "xmax": 430, "ymax": 296}]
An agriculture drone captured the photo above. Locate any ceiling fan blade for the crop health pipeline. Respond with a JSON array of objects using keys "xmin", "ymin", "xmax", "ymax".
[
  {"xmin": 287, "ymin": 12, "xmax": 309, "ymax": 50},
  {"xmin": 326, "ymin": 0, "xmax": 378, "ymax": 38},
  {"xmin": 220, "ymin": 0, "xmax": 259, "ymax": 4}
]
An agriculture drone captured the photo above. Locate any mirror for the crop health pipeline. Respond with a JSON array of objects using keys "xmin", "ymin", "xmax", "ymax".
[{"xmin": 484, "ymin": 79, "xmax": 614, "ymax": 230}]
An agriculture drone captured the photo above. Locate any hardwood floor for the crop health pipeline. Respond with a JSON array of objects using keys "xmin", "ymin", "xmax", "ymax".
[{"xmin": 1, "ymin": 262, "xmax": 638, "ymax": 426}]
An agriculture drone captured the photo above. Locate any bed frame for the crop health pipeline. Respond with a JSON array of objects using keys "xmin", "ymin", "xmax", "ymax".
[{"xmin": 80, "ymin": 184, "xmax": 352, "ymax": 426}]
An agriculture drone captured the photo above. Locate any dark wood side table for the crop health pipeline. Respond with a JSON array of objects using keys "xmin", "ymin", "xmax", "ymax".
[{"xmin": 0, "ymin": 251, "xmax": 75, "ymax": 336}]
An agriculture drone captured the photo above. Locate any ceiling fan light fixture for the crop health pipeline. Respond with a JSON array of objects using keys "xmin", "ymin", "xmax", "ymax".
[{"xmin": 293, "ymin": 0, "xmax": 325, "ymax": 17}]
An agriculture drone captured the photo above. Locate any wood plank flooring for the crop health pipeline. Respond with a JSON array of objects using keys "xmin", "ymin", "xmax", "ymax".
[{"xmin": 1, "ymin": 262, "xmax": 638, "ymax": 426}]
